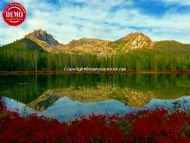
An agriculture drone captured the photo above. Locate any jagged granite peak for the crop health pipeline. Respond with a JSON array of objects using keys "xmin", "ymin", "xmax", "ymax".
[
  {"xmin": 118, "ymin": 32, "xmax": 154, "ymax": 50},
  {"xmin": 25, "ymin": 29, "xmax": 60, "ymax": 49}
]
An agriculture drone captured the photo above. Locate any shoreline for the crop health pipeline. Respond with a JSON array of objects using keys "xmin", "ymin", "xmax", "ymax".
[{"xmin": 1, "ymin": 70, "xmax": 190, "ymax": 75}]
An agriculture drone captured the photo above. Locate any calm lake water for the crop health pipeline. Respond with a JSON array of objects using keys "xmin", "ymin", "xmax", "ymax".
[{"xmin": 1, "ymin": 74, "xmax": 190, "ymax": 121}]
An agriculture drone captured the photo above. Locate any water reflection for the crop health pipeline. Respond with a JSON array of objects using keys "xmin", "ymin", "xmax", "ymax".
[
  {"xmin": 27, "ymin": 87, "xmax": 154, "ymax": 111},
  {"xmin": 2, "ymin": 96, "xmax": 190, "ymax": 121},
  {"xmin": 0, "ymin": 74, "xmax": 190, "ymax": 120}
]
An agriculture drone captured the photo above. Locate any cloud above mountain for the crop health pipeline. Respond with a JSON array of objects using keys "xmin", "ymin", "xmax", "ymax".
[{"xmin": 0, "ymin": 0, "xmax": 190, "ymax": 45}]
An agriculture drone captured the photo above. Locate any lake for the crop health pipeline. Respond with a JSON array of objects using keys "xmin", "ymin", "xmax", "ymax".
[{"xmin": 1, "ymin": 74, "xmax": 190, "ymax": 121}]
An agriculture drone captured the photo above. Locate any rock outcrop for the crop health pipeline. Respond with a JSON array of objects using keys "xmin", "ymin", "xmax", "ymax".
[
  {"xmin": 25, "ymin": 29, "xmax": 62, "ymax": 52},
  {"xmin": 123, "ymin": 32, "xmax": 153, "ymax": 49}
]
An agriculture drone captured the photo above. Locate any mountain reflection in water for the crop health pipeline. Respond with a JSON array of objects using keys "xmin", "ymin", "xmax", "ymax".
[{"xmin": 1, "ymin": 74, "xmax": 190, "ymax": 120}]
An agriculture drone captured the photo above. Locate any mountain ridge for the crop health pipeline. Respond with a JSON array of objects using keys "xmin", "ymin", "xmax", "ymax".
[{"xmin": 5, "ymin": 29, "xmax": 190, "ymax": 56}]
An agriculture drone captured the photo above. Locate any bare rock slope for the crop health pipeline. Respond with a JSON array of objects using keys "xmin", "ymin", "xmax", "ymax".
[{"xmin": 24, "ymin": 29, "xmax": 154, "ymax": 55}]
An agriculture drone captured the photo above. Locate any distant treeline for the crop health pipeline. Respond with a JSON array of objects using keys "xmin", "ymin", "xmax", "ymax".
[{"xmin": 0, "ymin": 39, "xmax": 190, "ymax": 71}]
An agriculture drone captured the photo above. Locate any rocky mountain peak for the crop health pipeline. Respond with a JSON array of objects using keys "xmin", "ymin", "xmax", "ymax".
[
  {"xmin": 121, "ymin": 32, "xmax": 153, "ymax": 49},
  {"xmin": 25, "ymin": 29, "xmax": 60, "ymax": 48}
]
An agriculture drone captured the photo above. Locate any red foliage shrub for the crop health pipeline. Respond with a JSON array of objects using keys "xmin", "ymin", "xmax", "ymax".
[
  {"xmin": 125, "ymin": 109, "xmax": 190, "ymax": 143},
  {"xmin": 0, "ymin": 98, "xmax": 190, "ymax": 143},
  {"xmin": 65, "ymin": 114, "xmax": 126, "ymax": 143}
]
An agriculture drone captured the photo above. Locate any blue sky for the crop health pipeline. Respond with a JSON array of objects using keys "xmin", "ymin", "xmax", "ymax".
[{"xmin": 1, "ymin": 0, "xmax": 190, "ymax": 45}]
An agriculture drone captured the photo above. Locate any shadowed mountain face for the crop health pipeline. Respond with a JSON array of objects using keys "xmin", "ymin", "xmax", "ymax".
[
  {"xmin": 26, "ymin": 29, "xmax": 59, "ymax": 46},
  {"xmin": 25, "ymin": 29, "xmax": 62, "ymax": 52},
  {"xmin": 0, "ymin": 38, "xmax": 45, "ymax": 52}
]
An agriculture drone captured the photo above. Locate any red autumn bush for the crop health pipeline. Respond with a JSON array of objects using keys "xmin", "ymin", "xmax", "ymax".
[
  {"xmin": 0, "ymin": 97, "xmax": 190, "ymax": 143},
  {"xmin": 124, "ymin": 109, "xmax": 190, "ymax": 143}
]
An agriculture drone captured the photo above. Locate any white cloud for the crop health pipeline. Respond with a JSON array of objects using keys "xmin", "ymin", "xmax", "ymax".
[{"xmin": 0, "ymin": 0, "xmax": 190, "ymax": 45}]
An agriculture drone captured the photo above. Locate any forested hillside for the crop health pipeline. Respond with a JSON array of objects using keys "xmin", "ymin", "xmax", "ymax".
[{"xmin": 1, "ymin": 30, "xmax": 190, "ymax": 71}]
